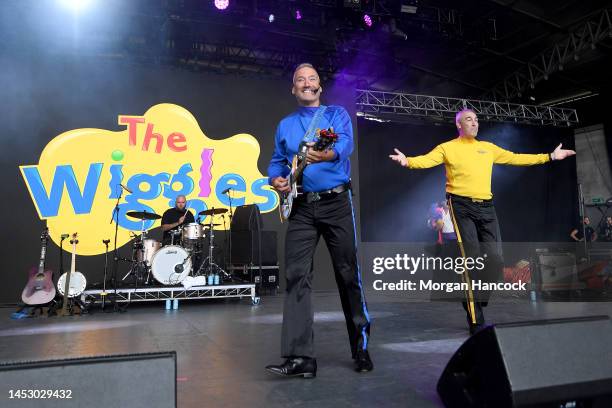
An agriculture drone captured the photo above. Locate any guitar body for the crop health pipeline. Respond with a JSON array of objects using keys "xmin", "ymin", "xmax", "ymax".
[
  {"xmin": 279, "ymin": 156, "xmax": 299, "ymax": 221},
  {"xmin": 21, "ymin": 228, "xmax": 56, "ymax": 306},
  {"xmin": 22, "ymin": 267, "xmax": 55, "ymax": 305},
  {"xmin": 57, "ymin": 271, "xmax": 87, "ymax": 298},
  {"xmin": 279, "ymin": 128, "xmax": 338, "ymax": 222}
]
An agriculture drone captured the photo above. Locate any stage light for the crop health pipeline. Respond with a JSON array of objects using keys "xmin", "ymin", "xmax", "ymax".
[
  {"xmin": 363, "ymin": 14, "xmax": 373, "ymax": 28},
  {"xmin": 59, "ymin": 0, "xmax": 91, "ymax": 12},
  {"xmin": 268, "ymin": 14, "xmax": 275, "ymax": 23},
  {"xmin": 214, "ymin": 0, "xmax": 229, "ymax": 10},
  {"xmin": 295, "ymin": 10, "xmax": 302, "ymax": 20}
]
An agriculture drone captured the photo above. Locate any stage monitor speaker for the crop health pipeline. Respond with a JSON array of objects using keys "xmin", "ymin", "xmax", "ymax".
[
  {"xmin": 437, "ymin": 316, "xmax": 612, "ymax": 408},
  {"xmin": 0, "ymin": 351, "xmax": 176, "ymax": 408},
  {"xmin": 232, "ymin": 204, "xmax": 262, "ymax": 231},
  {"xmin": 536, "ymin": 251, "xmax": 579, "ymax": 288}
]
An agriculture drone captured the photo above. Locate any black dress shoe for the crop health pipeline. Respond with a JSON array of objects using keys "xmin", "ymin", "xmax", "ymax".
[
  {"xmin": 265, "ymin": 357, "xmax": 317, "ymax": 378},
  {"xmin": 354, "ymin": 350, "xmax": 373, "ymax": 372}
]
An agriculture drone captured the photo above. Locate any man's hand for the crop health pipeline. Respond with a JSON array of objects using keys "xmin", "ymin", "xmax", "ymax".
[
  {"xmin": 178, "ymin": 215, "xmax": 186, "ymax": 225},
  {"xmin": 305, "ymin": 142, "xmax": 336, "ymax": 164},
  {"xmin": 551, "ymin": 143, "xmax": 576, "ymax": 161},
  {"xmin": 389, "ymin": 148, "xmax": 407, "ymax": 167},
  {"xmin": 271, "ymin": 176, "xmax": 291, "ymax": 193}
]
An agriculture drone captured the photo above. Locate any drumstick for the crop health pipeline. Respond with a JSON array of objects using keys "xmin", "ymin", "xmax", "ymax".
[{"xmin": 183, "ymin": 201, "xmax": 191, "ymax": 221}]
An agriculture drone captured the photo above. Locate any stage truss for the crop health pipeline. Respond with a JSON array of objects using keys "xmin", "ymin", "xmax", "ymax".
[
  {"xmin": 82, "ymin": 284, "xmax": 259, "ymax": 305},
  {"xmin": 356, "ymin": 89, "xmax": 579, "ymax": 127}
]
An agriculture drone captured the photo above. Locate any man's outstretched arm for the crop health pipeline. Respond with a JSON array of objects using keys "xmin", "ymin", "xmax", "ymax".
[
  {"xmin": 492, "ymin": 142, "xmax": 576, "ymax": 165},
  {"xmin": 389, "ymin": 145, "xmax": 445, "ymax": 169}
]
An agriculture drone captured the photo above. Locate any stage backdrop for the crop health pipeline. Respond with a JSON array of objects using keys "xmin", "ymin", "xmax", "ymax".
[
  {"xmin": 0, "ymin": 54, "xmax": 361, "ymax": 304},
  {"xmin": 358, "ymin": 118, "xmax": 578, "ymax": 243}
]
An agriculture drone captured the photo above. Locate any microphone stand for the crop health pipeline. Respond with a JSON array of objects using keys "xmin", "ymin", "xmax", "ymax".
[
  {"xmin": 109, "ymin": 185, "xmax": 127, "ymax": 312},
  {"xmin": 101, "ymin": 239, "xmax": 110, "ymax": 310},
  {"xmin": 55, "ymin": 234, "xmax": 68, "ymax": 313},
  {"xmin": 578, "ymin": 183, "xmax": 589, "ymax": 262},
  {"xmin": 225, "ymin": 189, "xmax": 234, "ymax": 274}
]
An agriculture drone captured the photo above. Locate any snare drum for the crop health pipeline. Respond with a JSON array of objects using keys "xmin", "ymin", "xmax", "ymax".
[
  {"xmin": 137, "ymin": 239, "xmax": 162, "ymax": 265},
  {"xmin": 150, "ymin": 245, "xmax": 191, "ymax": 285},
  {"xmin": 182, "ymin": 223, "xmax": 204, "ymax": 241}
]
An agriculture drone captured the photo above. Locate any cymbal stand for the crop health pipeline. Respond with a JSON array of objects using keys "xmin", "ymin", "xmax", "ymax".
[
  {"xmin": 195, "ymin": 212, "xmax": 230, "ymax": 280},
  {"xmin": 101, "ymin": 239, "xmax": 111, "ymax": 310}
]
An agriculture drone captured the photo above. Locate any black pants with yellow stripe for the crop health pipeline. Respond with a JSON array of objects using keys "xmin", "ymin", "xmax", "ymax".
[
  {"xmin": 281, "ymin": 190, "xmax": 371, "ymax": 359},
  {"xmin": 447, "ymin": 193, "xmax": 504, "ymax": 306}
]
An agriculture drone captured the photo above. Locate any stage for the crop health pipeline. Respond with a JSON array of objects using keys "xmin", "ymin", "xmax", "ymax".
[{"xmin": 2, "ymin": 291, "xmax": 611, "ymax": 407}]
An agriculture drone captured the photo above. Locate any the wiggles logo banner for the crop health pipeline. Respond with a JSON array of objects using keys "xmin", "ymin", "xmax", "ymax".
[{"xmin": 20, "ymin": 104, "xmax": 278, "ymax": 255}]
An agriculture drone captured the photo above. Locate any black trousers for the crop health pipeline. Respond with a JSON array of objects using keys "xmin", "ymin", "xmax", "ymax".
[
  {"xmin": 281, "ymin": 190, "xmax": 371, "ymax": 359},
  {"xmin": 447, "ymin": 194, "xmax": 504, "ymax": 306}
]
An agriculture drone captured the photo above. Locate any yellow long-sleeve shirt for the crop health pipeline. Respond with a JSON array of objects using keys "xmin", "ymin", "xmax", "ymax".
[{"xmin": 406, "ymin": 136, "xmax": 550, "ymax": 200}]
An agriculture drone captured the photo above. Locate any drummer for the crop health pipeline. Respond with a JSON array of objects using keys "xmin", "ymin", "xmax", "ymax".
[{"xmin": 161, "ymin": 195, "xmax": 195, "ymax": 246}]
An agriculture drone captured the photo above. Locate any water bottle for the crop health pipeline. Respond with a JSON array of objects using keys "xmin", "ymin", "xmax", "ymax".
[
  {"xmin": 207, "ymin": 274, "xmax": 214, "ymax": 286},
  {"xmin": 214, "ymin": 274, "xmax": 220, "ymax": 285},
  {"xmin": 173, "ymin": 299, "xmax": 179, "ymax": 310},
  {"xmin": 165, "ymin": 299, "xmax": 171, "ymax": 310}
]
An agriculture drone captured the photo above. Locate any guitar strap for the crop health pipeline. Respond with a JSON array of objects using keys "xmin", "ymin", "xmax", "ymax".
[
  {"xmin": 295, "ymin": 105, "xmax": 327, "ymax": 186},
  {"xmin": 302, "ymin": 105, "xmax": 327, "ymax": 143}
]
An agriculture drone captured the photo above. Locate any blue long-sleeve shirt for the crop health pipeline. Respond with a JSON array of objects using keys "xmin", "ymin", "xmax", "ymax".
[{"xmin": 267, "ymin": 105, "xmax": 354, "ymax": 192}]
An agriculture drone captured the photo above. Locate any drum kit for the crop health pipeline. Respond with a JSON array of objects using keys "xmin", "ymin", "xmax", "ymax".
[{"xmin": 122, "ymin": 208, "xmax": 230, "ymax": 286}]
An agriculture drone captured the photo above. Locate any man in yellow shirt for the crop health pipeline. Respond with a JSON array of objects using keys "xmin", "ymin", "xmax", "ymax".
[{"xmin": 389, "ymin": 109, "xmax": 576, "ymax": 334}]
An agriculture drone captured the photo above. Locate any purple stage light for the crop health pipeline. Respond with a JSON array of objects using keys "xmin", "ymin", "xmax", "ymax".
[
  {"xmin": 363, "ymin": 14, "xmax": 373, "ymax": 27},
  {"xmin": 268, "ymin": 14, "xmax": 275, "ymax": 23},
  {"xmin": 295, "ymin": 10, "xmax": 302, "ymax": 20},
  {"xmin": 214, "ymin": 0, "xmax": 229, "ymax": 10}
]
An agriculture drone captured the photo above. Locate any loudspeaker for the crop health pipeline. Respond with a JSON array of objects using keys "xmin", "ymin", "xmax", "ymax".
[
  {"xmin": 437, "ymin": 316, "xmax": 612, "ymax": 407},
  {"xmin": 232, "ymin": 204, "xmax": 262, "ymax": 231},
  {"xmin": 536, "ymin": 251, "xmax": 580, "ymax": 290},
  {"xmin": 0, "ymin": 352, "xmax": 176, "ymax": 408},
  {"xmin": 232, "ymin": 230, "xmax": 277, "ymax": 265}
]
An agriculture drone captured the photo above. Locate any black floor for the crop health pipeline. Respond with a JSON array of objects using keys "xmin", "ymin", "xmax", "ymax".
[{"xmin": 1, "ymin": 291, "xmax": 611, "ymax": 407}]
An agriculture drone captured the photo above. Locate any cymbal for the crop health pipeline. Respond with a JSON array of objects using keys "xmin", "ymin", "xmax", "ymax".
[
  {"xmin": 198, "ymin": 208, "xmax": 228, "ymax": 216},
  {"xmin": 202, "ymin": 223, "xmax": 221, "ymax": 228},
  {"xmin": 126, "ymin": 211, "xmax": 162, "ymax": 220}
]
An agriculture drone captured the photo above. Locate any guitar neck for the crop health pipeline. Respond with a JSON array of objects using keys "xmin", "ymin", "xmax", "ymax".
[
  {"xmin": 292, "ymin": 161, "xmax": 308, "ymax": 184},
  {"xmin": 38, "ymin": 244, "xmax": 46, "ymax": 273},
  {"xmin": 70, "ymin": 250, "xmax": 76, "ymax": 275}
]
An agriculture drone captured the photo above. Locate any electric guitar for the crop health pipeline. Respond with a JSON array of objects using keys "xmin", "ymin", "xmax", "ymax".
[
  {"xmin": 279, "ymin": 128, "xmax": 338, "ymax": 222},
  {"xmin": 21, "ymin": 228, "xmax": 56, "ymax": 305}
]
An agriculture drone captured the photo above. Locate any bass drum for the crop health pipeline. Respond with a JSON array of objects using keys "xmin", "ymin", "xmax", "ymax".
[{"xmin": 150, "ymin": 245, "xmax": 191, "ymax": 285}]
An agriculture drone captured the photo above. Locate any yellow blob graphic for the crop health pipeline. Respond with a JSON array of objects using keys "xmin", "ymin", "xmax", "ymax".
[{"xmin": 19, "ymin": 104, "xmax": 278, "ymax": 255}]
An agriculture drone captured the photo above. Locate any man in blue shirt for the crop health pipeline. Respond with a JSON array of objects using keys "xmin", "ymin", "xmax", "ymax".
[{"xmin": 265, "ymin": 63, "xmax": 372, "ymax": 378}]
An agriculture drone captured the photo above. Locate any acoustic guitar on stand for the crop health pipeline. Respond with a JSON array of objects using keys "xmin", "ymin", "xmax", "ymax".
[
  {"xmin": 56, "ymin": 233, "xmax": 87, "ymax": 316},
  {"xmin": 21, "ymin": 228, "xmax": 56, "ymax": 305}
]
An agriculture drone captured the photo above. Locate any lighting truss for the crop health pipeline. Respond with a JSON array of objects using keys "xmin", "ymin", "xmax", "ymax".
[
  {"xmin": 484, "ymin": 8, "xmax": 612, "ymax": 101},
  {"xmin": 356, "ymin": 89, "xmax": 579, "ymax": 127}
]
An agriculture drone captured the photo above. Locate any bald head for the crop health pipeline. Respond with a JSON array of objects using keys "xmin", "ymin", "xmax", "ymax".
[{"xmin": 175, "ymin": 195, "xmax": 187, "ymax": 211}]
